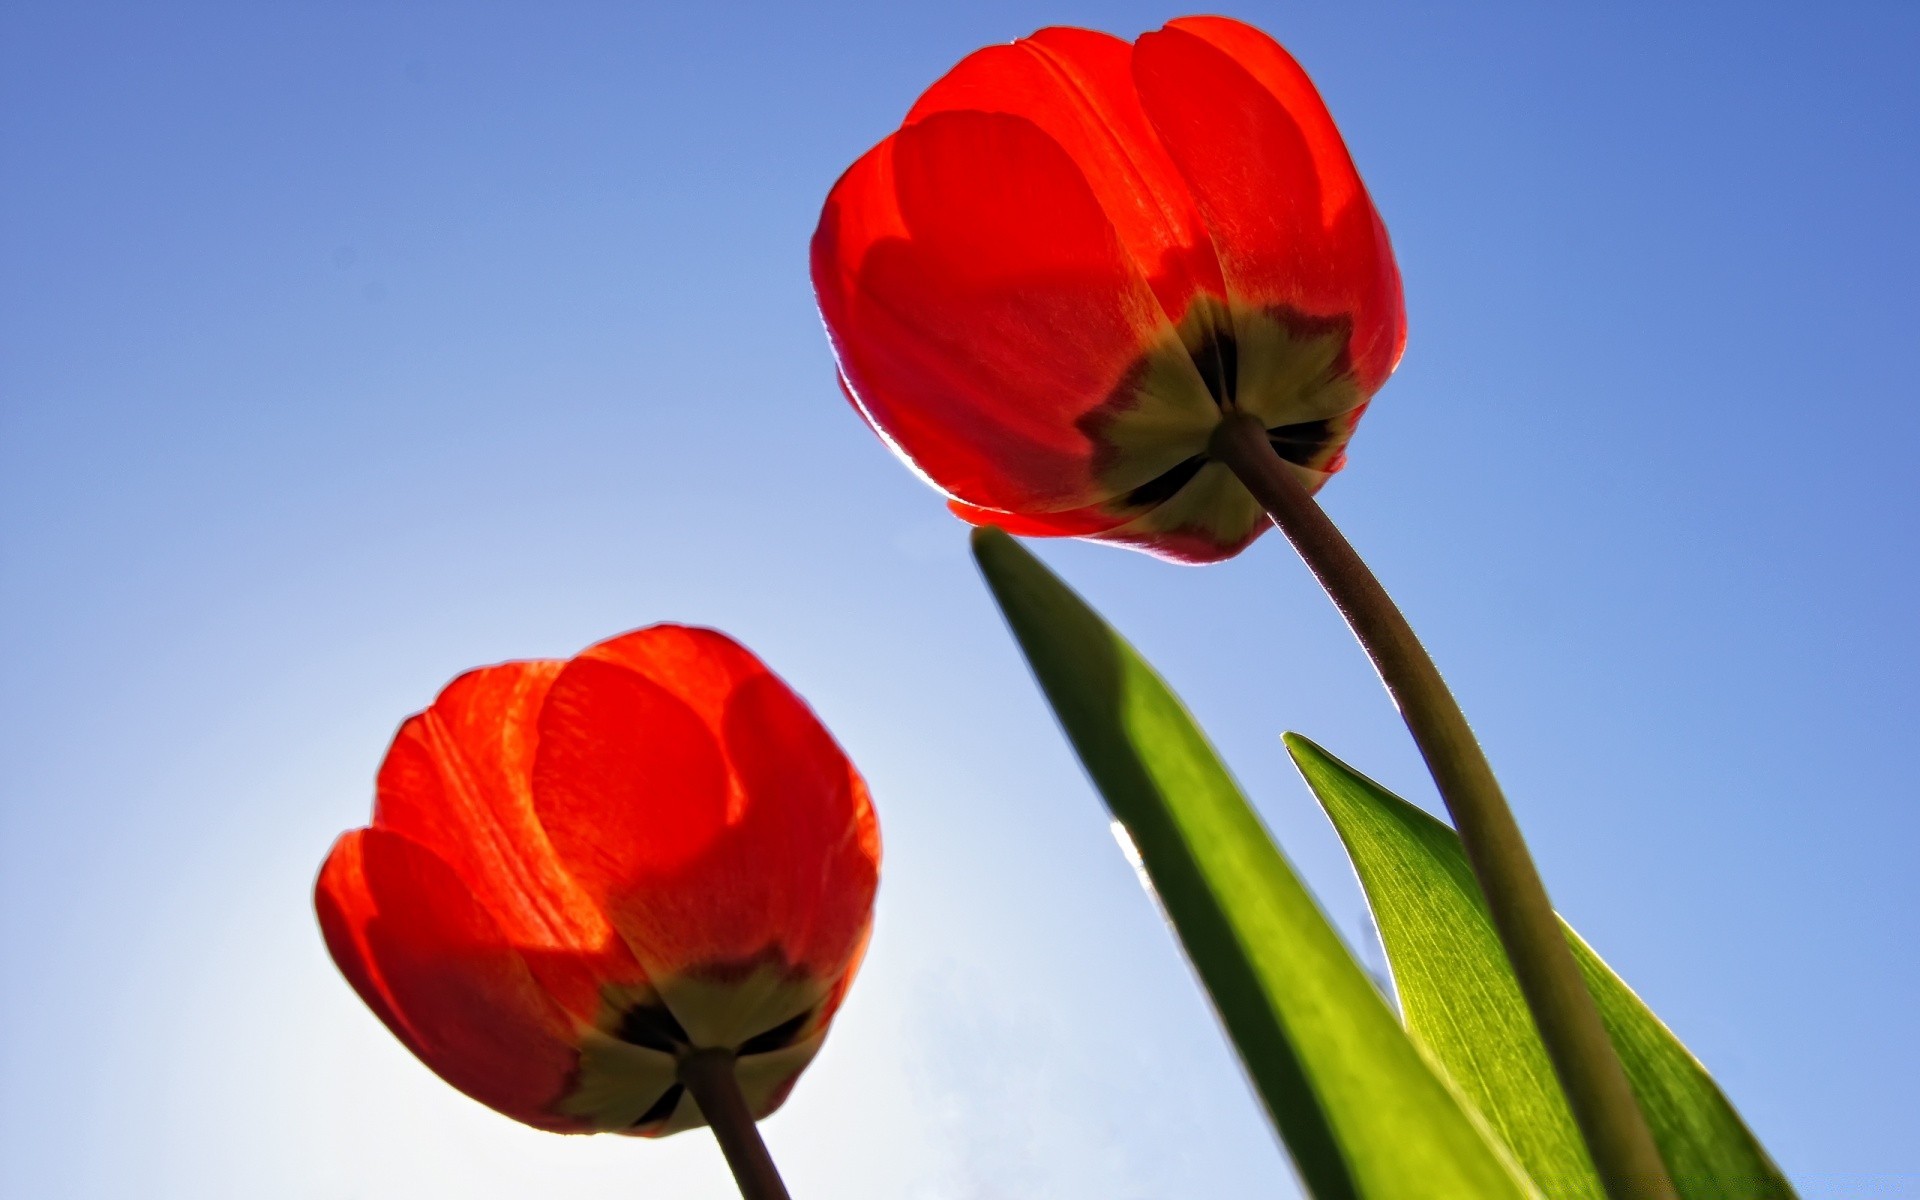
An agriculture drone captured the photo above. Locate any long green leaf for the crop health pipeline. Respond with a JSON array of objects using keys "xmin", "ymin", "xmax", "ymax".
[
  {"xmin": 972, "ymin": 528, "xmax": 1537, "ymax": 1199},
  {"xmin": 1286, "ymin": 734, "xmax": 1795, "ymax": 1200}
]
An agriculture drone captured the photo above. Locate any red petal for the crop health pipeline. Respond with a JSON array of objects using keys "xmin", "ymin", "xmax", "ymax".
[
  {"xmin": 316, "ymin": 828, "xmax": 584, "ymax": 1132},
  {"xmin": 316, "ymin": 830, "xmax": 427, "ymax": 1062},
  {"xmin": 904, "ymin": 26, "xmax": 1226, "ymax": 324},
  {"xmin": 531, "ymin": 626, "xmax": 879, "ymax": 985},
  {"xmin": 531, "ymin": 645, "xmax": 732, "ymax": 929},
  {"xmin": 718, "ymin": 670, "xmax": 879, "ymax": 978},
  {"xmin": 372, "ymin": 660, "xmax": 644, "ymax": 1022},
  {"xmin": 573, "ymin": 624, "xmax": 770, "ymax": 740},
  {"xmin": 949, "ymin": 482, "xmax": 1262, "ymax": 564},
  {"xmin": 812, "ymin": 109, "xmax": 1179, "ymax": 515},
  {"xmin": 946, "ymin": 496, "xmax": 1134, "ymax": 540},
  {"xmin": 808, "ymin": 924, "xmax": 873, "ymax": 1034},
  {"xmin": 1133, "ymin": 18, "xmax": 1406, "ymax": 392}
]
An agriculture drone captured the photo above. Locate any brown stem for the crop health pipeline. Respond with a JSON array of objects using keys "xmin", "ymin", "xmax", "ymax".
[
  {"xmin": 677, "ymin": 1049, "xmax": 793, "ymax": 1200},
  {"xmin": 1210, "ymin": 412, "xmax": 1677, "ymax": 1200}
]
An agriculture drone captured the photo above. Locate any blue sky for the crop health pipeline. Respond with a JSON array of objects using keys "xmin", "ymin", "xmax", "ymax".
[{"xmin": 3, "ymin": 2, "xmax": 1915, "ymax": 1196}]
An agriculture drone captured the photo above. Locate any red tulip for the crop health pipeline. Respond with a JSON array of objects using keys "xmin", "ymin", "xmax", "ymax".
[
  {"xmin": 315, "ymin": 625, "xmax": 880, "ymax": 1136},
  {"xmin": 812, "ymin": 16, "xmax": 1405, "ymax": 563}
]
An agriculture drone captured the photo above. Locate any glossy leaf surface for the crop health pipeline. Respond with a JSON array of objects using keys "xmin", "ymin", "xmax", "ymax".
[
  {"xmin": 1286, "ymin": 735, "xmax": 1795, "ymax": 1200},
  {"xmin": 973, "ymin": 528, "xmax": 1536, "ymax": 1199}
]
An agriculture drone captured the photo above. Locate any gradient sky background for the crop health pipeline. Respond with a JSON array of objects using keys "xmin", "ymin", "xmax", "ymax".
[{"xmin": 3, "ymin": 2, "xmax": 1916, "ymax": 1197}]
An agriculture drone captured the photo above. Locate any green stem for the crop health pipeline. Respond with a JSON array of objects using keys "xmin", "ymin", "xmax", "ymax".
[
  {"xmin": 677, "ymin": 1049, "xmax": 793, "ymax": 1200},
  {"xmin": 1210, "ymin": 412, "xmax": 1677, "ymax": 1200}
]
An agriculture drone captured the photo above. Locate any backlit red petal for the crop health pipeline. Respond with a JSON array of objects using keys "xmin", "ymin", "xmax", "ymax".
[
  {"xmin": 319, "ymin": 827, "xmax": 584, "ymax": 1132},
  {"xmin": 946, "ymin": 497, "xmax": 1135, "ymax": 540},
  {"xmin": 316, "ymin": 830, "xmax": 429, "ymax": 1062},
  {"xmin": 573, "ymin": 624, "xmax": 769, "ymax": 740},
  {"xmin": 904, "ymin": 26, "xmax": 1226, "ymax": 323},
  {"xmin": 813, "ymin": 110, "xmax": 1183, "ymax": 514},
  {"xmin": 530, "ymin": 626, "xmax": 878, "ymax": 989},
  {"xmin": 531, "ymin": 653, "xmax": 733, "ymax": 924},
  {"xmin": 372, "ymin": 660, "xmax": 642, "ymax": 1021},
  {"xmin": 1133, "ymin": 18, "xmax": 1406, "ymax": 392},
  {"xmin": 717, "ymin": 671, "xmax": 879, "ymax": 977}
]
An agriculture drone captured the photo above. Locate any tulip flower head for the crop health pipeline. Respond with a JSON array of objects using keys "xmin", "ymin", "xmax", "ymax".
[
  {"xmin": 812, "ymin": 16, "xmax": 1405, "ymax": 563},
  {"xmin": 315, "ymin": 625, "xmax": 880, "ymax": 1136}
]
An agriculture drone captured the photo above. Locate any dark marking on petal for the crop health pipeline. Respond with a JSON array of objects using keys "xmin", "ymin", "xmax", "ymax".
[
  {"xmin": 1190, "ymin": 326, "xmax": 1239, "ymax": 408},
  {"xmin": 632, "ymin": 1082, "xmax": 684, "ymax": 1129},
  {"xmin": 738, "ymin": 1009, "xmax": 814, "ymax": 1057},
  {"xmin": 1268, "ymin": 418, "xmax": 1340, "ymax": 468},
  {"xmin": 1076, "ymin": 303, "xmax": 1360, "ymax": 494},
  {"xmin": 1123, "ymin": 455, "xmax": 1206, "ymax": 508},
  {"xmin": 617, "ymin": 1002, "xmax": 690, "ymax": 1053}
]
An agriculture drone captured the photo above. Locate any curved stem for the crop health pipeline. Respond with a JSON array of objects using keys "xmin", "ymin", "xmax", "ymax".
[
  {"xmin": 1211, "ymin": 412, "xmax": 1677, "ymax": 1200},
  {"xmin": 677, "ymin": 1049, "xmax": 793, "ymax": 1200}
]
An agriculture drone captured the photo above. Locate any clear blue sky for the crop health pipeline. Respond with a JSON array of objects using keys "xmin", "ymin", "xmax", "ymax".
[{"xmin": 3, "ymin": 2, "xmax": 1915, "ymax": 1197}]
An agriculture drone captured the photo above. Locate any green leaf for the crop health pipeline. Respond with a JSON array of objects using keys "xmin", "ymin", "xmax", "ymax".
[
  {"xmin": 972, "ymin": 528, "xmax": 1538, "ymax": 1200},
  {"xmin": 1285, "ymin": 734, "xmax": 1796, "ymax": 1200}
]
